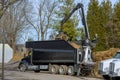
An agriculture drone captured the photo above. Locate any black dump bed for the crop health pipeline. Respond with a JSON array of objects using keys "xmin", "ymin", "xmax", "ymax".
[{"xmin": 26, "ymin": 40, "xmax": 77, "ymax": 65}]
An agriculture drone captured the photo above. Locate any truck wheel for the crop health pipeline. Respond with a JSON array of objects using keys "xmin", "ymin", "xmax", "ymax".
[
  {"xmin": 50, "ymin": 65, "xmax": 59, "ymax": 74},
  {"xmin": 19, "ymin": 64, "xmax": 27, "ymax": 72},
  {"xmin": 67, "ymin": 66, "xmax": 74, "ymax": 76},
  {"xmin": 59, "ymin": 65, "xmax": 67, "ymax": 75},
  {"xmin": 102, "ymin": 75, "xmax": 110, "ymax": 80},
  {"xmin": 34, "ymin": 70, "xmax": 40, "ymax": 73}
]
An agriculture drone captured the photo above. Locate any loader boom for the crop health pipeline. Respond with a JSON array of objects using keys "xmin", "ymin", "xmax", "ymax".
[{"xmin": 61, "ymin": 3, "xmax": 90, "ymax": 41}]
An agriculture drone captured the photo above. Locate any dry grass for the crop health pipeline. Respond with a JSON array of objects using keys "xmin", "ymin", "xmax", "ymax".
[{"xmin": 11, "ymin": 53, "xmax": 24, "ymax": 61}]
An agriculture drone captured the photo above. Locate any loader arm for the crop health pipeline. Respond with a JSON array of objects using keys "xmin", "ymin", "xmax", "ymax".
[{"xmin": 61, "ymin": 3, "xmax": 90, "ymax": 42}]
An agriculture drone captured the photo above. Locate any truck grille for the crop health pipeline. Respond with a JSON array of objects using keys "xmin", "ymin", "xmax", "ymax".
[
  {"xmin": 109, "ymin": 63, "xmax": 115, "ymax": 74},
  {"xmin": 98, "ymin": 63, "xmax": 103, "ymax": 71}
]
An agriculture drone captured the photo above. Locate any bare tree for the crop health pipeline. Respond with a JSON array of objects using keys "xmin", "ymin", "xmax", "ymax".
[
  {"xmin": 0, "ymin": 0, "xmax": 29, "ymax": 52},
  {"xmin": 0, "ymin": 0, "xmax": 21, "ymax": 43},
  {"xmin": 0, "ymin": 0, "xmax": 20, "ymax": 19},
  {"xmin": 25, "ymin": 0, "xmax": 58, "ymax": 40}
]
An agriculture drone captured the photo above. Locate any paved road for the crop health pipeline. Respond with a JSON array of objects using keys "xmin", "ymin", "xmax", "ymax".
[{"xmin": 0, "ymin": 62, "xmax": 103, "ymax": 80}]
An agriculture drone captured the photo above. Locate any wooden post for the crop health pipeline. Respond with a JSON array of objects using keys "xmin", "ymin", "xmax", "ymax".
[
  {"xmin": 2, "ymin": 39, "xmax": 5, "ymax": 80},
  {"xmin": 1, "ymin": 0, "xmax": 5, "ymax": 79},
  {"xmin": 2, "ymin": 14, "xmax": 5, "ymax": 80}
]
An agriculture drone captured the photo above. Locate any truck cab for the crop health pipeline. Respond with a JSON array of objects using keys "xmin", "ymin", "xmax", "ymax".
[
  {"xmin": 18, "ymin": 55, "xmax": 31, "ymax": 72},
  {"xmin": 98, "ymin": 51, "xmax": 120, "ymax": 80},
  {"xmin": 18, "ymin": 54, "xmax": 41, "ymax": 72}
]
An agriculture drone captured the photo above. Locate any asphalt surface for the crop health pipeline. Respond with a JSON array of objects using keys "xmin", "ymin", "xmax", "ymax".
[{"xmin": 0, "ymin": 62, "xmax": 103, "ymax": 80}]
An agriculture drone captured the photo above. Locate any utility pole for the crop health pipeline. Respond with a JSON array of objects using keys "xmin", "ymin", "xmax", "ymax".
[
  {"xmin": 2, "ymin": 21, "xmax": 5, "ymax": 80},
  {"xmin": 1, "ymin": 0, "xmax": 5, "ymax": 79},
  {"xmin": 2, "ymin": 36, "xmax": 5, "ymax": 80}
]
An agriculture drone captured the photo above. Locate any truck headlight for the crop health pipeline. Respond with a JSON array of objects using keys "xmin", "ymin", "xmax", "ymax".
[{"xmin": 109, "ymin": 63, "xmax": 115, "ymax": 73}]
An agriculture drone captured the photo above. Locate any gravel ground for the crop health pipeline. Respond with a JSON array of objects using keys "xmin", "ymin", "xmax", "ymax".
[
  {"xmin": 0, "ymin": 62, "xmax": 103, "ymax": 80},
  {"xmin": 0, "ymin": 70, "xmax": 103, "ymax": 80}
]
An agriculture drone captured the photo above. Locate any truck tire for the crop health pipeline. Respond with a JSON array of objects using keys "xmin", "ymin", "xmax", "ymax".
[
  {"xmin": 102, "ymin": 75, "xmax": 110, "ymax": 80},
  {"xmin": 50, "ymin": 65, "xmax": 59, "ymax": 74},
  {"xmin": 67, "ymin": 66, "xmax": 74, "ymax": 76},
  {"xmin": 19, "ymin": 64, "xmax": 27, "ymax": 72},
  {"xmin": 59, "ymin": 65, "xmax": 67, "ymax": 75}
]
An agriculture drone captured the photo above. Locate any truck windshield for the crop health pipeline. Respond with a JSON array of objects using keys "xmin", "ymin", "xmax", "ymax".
[{"xmin": 113, "ymin": 52, "xmax": 120, "ymax": 59}]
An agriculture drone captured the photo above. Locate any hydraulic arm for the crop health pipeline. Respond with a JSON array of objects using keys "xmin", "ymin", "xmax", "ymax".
[
  {"xmin": 60, "ymin": 3, "xmax": 97, "ymax": 46},
  {"xmin": 61, "ymin": 3, "xmax": 89, "ymax": 40}
]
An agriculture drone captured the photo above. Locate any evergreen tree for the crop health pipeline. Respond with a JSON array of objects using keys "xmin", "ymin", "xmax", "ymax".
[
  {"xmin": 87, "ymin": 0, "xmax": 102, "ymax": 51},
  {"xmin": 53, "ymin": 0, "xmax": 79, "ymax": 41},
  {"xmin": 104, "ymin": 1, "xmax": 120, "ymax": 48},
  {"xmin": 100, "ymin": 0, "xmax": 112, "ymax": 25},
  {"xmin": 87, "ymin": 0, "xmax": 111, "ymax": 51},
  {"xmin": 114, "ymin": 1, "xmax": 120, "ymax": 21},
  {"xmin": 109, "ymin": 1, "xmax": 120, "ymax": 47},
  {"xmin": 99, "ymin": 0, "xmax": 112, "ymax": 49}
]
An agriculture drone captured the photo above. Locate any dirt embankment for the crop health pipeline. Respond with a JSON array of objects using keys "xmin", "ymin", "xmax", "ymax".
[{"xmin": 92, "ymin": 48, "xmax": 120, "ymax": 76}]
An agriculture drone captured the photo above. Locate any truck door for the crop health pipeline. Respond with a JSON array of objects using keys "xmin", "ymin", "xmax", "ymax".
[
  {"xmin": 84, "ymin": 46, "xmax": 93, "ymax": 63},
  {"xmin": 77, "ymin": 49, "xmax": 82, "ymax": 64}
]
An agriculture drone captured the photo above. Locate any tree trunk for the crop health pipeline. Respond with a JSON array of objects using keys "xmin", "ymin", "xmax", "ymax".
[
  {"xmin": 38, "ymin": 32, "xmax": 40, "ymax": 41},
  {"xmin": 41, "ymin": 32, "xmax": 44, "ymax": 40}
]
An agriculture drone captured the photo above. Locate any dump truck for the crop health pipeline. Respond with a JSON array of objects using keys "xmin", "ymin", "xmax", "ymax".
[{"xmin": 18, "ymin": 3, "xmax": 97, "ymax": 76}]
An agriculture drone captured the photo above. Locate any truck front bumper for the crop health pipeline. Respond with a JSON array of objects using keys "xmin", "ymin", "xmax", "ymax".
[
  {"xmin": 98, "ymin": 70, "xmax": 109, "ymax": 75},
  {"xmin": 109, "ymin": 72, "xmax": 120, "ymax": 77}
]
